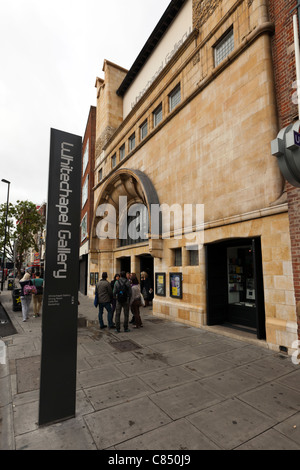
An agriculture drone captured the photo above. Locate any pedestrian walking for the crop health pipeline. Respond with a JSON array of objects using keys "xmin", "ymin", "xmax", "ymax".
[
  {"xmin": 129, "ymin": 272, "xmax": 137, "ymax": 325},
  {"xmin": 110, "ymin": 273, "xmax": 120, "ymax": 323},
  {"xmin": 96, "ymin": 272, "xmax": 114, "ymax": 329},
  {"xmin": 130, "ymin": 277, "xmax": 143, "ymax": 328},
  {"xmin": 113, "ymin": 271, "xmax": 132, "ymax": 333},
  {"xmin": 19, "ymin": 268, "xmax": 32, "ymax": 322},
  {"xmin": 31, "ymin": 271, "xmax": 44, "ymax": 317}
]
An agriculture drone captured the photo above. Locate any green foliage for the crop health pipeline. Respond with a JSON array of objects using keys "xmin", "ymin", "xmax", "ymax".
[{"xmin": 0, "ymin": 200, "xmax": 44, "ymax": 273}]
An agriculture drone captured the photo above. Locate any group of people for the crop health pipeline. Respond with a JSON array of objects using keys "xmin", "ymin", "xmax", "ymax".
[
  {"xmin": 18, "ymin": 268, "xmax": 44, "ymax": 322},
  {"xmin": 95, "ymin": 270, "xmax": 153, "ymax": 333}
]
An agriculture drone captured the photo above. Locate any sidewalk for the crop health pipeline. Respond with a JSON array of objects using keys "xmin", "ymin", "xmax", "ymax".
[{"xmin": 1, "ymin": 286, "xmax": 300, "ymax": 450}]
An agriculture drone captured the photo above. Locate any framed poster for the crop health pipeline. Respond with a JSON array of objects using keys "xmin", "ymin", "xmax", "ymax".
[
  {"xmin": 155, "ymin": 273, "xmax": 166, "ymax": 297},
  {"xmin": 170, "ymin": 273, "xmax": 183, "ymax": 299},
  {"xmin": 90, "ymin": 272, "xmax": 95, "ymax": 286}
]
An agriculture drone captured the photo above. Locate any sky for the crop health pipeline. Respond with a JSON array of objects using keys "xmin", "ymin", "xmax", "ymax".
[{"xmin": 0, "ymin": 0, "xmax": 171, "ymax": 207}]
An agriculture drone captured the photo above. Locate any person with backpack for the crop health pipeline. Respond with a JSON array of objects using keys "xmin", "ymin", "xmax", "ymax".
[
  {"xmin": 32, "ymin": 271, "xmax": 44, "ymax": 317},
  {"xmin": 96, "ymin": 272, "xmax": 114, "ymax": 329},
  {"xmin": 113, "ymin": 271, "xmax": 132, "ymax": 333}
]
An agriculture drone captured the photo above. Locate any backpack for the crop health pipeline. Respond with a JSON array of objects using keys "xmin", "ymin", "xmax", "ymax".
[
  {"xmin": 115, "ymin": 279, "xmax": 129, "ymax": 303},
  {"xmin": 32, "ymin": 279, "xmax": 43, "ymax": 295},
  {"xmin": 24, "ymin": 284, "xmax": 37, "ymax": 295}
]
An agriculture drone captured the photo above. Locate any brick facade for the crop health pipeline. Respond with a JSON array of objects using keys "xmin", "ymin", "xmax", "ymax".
[
  {"xmin": 269, "ymin": 0, "xmax": 300, "ymax": 340},
  {"xmin": 81, "ymin": 106, "xmax": 96, "ymax": 247}
]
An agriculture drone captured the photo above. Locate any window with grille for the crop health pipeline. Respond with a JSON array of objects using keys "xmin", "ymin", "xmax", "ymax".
[
  {"xmin": 173, "ymin": 248, "xmax": 182, "ymax": 267},
  {"xmin": 140, "ymin": 120, "xmax": 148, "ymax": 140},
  {"xmin": 214, "ymin": 28, "xmax": 234, "ymax": 67},
  {"xmin": 153, "ymin": 103, "xmax": 163, "ymax": 127},
  {"xmin": 129, "ymin": 133, "xmax": 136, "ymax": 152},
  {"xmin": 169, "ymin": 84, "xmax": 181, "ymax": 112}
]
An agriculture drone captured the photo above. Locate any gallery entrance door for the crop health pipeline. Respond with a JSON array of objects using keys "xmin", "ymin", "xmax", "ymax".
[{"xmin": 205, "ymin": 237, "xmax": 266, "ymax": 340}]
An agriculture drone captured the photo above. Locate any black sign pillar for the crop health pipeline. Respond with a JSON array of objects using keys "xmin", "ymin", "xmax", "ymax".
[{"xmin": 39, "ymin": 129, "xmax": 82, "ymax": 426}]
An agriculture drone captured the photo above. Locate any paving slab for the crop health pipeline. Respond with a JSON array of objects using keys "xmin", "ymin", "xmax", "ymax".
[
  {"xmin": 239, "ymin": 382, "xmax": 300, "ymax": 421},
  {"xmin": 77, "ymin": 364, "xmax": 126, "ymax": 389},
  {"xmin": 200, "ymin": 368, "xmax": 264, "ymax": 398},
  {"xmin": 274, "ymin": 412, "xmax": 300, "ymax": 446},
  {"xmin": 187, "ymin": 397, "xmax": 277, "ymax": 450},
  {"xmin": 115, "ymin": 418, "xmax": 221, "ymax": 450},
  {"xmin": 85, "ymin": 376, "xmax": 152, "ymax": 411},
  {"xmin": 15, "ymin": 416, "xmax": 97, "ymax": 450},
  {"xmin": 236, "ymin": 429, "xmax": 300, "ymax": 450},
  {"xmin": 150, "ymin": 380, "xmax": 222, "ymax": 420},
  {"xmin": 84, "ymin": 396, "xmax": 171, "ymax": 449},
  {"xmin": 139, "ymin": 365, "xmax": 198, "ymax": 392}
]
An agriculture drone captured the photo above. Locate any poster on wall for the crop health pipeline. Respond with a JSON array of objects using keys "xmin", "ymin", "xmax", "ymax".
[
  {"xmin": 170, "ymin": 273, "xmax": 183, "ymax": 299},
  {"xmin": 155, "ymin": 273, "xmax": 166, "ymax": 297}
]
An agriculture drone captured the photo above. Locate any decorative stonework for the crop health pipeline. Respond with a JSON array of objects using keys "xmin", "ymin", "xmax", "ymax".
[{"xmin": 193, "ymin": 0, "xmax": 222, "ymax": 29}]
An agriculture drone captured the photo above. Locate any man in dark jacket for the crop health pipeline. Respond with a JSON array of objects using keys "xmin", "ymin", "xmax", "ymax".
[
  {"xmin": 96, "ymin": 272, "xmax": 114, "ymax": 329},
  {"xmin": 113, "ymin": 271, "xmax": 132, "ymax": 333}
]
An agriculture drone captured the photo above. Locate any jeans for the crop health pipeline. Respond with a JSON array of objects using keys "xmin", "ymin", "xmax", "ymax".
[
  {"xmin": 98, "ymin": 302, "xmax": 113, "ymax": 328},
  {"xmin": 21, "ymin": 296, "xmax": 31, "ymax": 321},
  {"xmin": 115, "ymin": 301, "xmax": 129, "ymax": 331}
]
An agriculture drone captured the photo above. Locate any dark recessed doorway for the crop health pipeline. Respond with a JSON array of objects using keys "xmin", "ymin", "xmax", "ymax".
[{"xmin": 205, "ymin": 237, "xmax": 266, "ymax": 340}]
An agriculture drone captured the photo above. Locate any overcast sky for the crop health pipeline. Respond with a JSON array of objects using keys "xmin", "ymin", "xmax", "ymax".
[{"xmin": 0, "ymin": 0, "xmax": 171, "ymax": 206}]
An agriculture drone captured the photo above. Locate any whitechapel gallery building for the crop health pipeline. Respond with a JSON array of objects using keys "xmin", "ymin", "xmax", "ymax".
[{"xmin": 88, "ymin": 0, "xmax": 298, "ymax": 353}]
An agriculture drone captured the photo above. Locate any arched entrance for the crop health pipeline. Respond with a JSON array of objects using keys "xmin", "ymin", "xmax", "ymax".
[{"xmin": 89, "ymin": 169, "xmax": 162, "ymax": 289}]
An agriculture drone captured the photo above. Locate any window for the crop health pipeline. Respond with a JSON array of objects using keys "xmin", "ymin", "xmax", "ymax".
[
  {"xmin": 111, "ymin": 153, "xmax": 117, "ymax": 169},
  {"xmin": 129, "ymin": 133, "xmax": 136, "ymax": 152},
  {"xmin": 153, "ymin": 103, "xmax": 163, "ymax": 127},
  {"xmin": 140, "ymin": 120, "xmax": 148, "ymax": 140},
  {"xmin": 120, "ymin": 144, "xmax": 125, "ymax": 161},
  {"xmin": 98, "ymin": 168, "xmax": 103, "ymax": 183},
  {"xmin": 169, "ymin": 84, "xmax": 181, "ymax": 112},
  {"xmin": 173, "ymin": 248, "xmax": 182, "ymax": 267},
  {"xmin": 214, "ymin": 28, "xmax": 234, "ymax": 67},
  {"xmin": 82, "ymin": 176, "xmax": 88, "ymax": 208},
  {"xmin": 82, "ymin": 139, "xmax": 89, "ymax": 175},
  {"xmin": 188, "ymin": 246, "xmax": 199, "ymax": 266}
]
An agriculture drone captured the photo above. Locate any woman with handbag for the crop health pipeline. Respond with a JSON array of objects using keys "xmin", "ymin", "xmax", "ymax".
[
  {"xmin": 130, "ymin": 277, "xmax": 143, "ymax": 328},
  {"xmin": 19, "ymin": 269, "xmax": 32, "ymax": 322}
]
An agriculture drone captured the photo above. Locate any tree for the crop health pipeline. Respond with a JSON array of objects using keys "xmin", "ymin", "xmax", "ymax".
[
  {"xmin": 0, "ymin": 202, "xmax": 15, "ymax": 265},
  {"xmin": 0, "ymin": 201, "xmax": 44, "ymax": 275}
]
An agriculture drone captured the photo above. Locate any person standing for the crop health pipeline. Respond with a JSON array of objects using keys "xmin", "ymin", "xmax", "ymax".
[
  {"xmin": 113, "ymin": 271, "xmax": 132, "ymax": 333},
  {"xmin": 110, "ymin": 273, "xmax": 120, "ymax": 323},
  {"xmin": 96, "ymin": 272, "xmax": 114, "ymax": 329},
  {"xmin": 130, "ymin": 277, "xmax": 143, "ymax": 328},
  {"xmin": 31, "ymin": 271, "xmax": 44, "ymax": 317},
  {"xmin": 19, "ymin": 269, "xmax": 32, "ymax": 322}
]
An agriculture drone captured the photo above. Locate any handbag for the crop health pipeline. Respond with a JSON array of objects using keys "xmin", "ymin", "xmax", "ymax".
[
  {"xmin": 94, "ymin": 289, "xmax": 99, "ymax": 308},
  {"xmin": 140, "ymin": 293, "xmax": 145, "ymax": 307}
]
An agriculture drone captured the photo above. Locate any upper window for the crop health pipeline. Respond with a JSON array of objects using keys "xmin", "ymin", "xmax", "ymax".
[
  {"xmin": 120, "ymin": 144, "xmax": 125, "ymax": 161},
  {"xmin": 153, "ymin": 103, "xmax": 163, "ymax": 127},
  {"xmin": 111, "ymin": 153, "xmax": 117, "ymax": 169},
  {"xmin": 214, "ymin": 28, "xmax": 234, "ymax": 67},
  {"xmin": 169, "ymin": 84, "xmax": 181, "ymax": 112},
  {"xmin": 129, "ymin": 133, "xmax": 136, "ymax": 152},
  {"xmin": 140, "ymin": 120, "xmax": 148, "ymax": 140},
  {"xmin": 82, "ymin": 139, "xmax": 89, "ymax": 175},
  {"xmin": 98, "ymin": 168, "xmax": 103, "ymax": 183}
]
